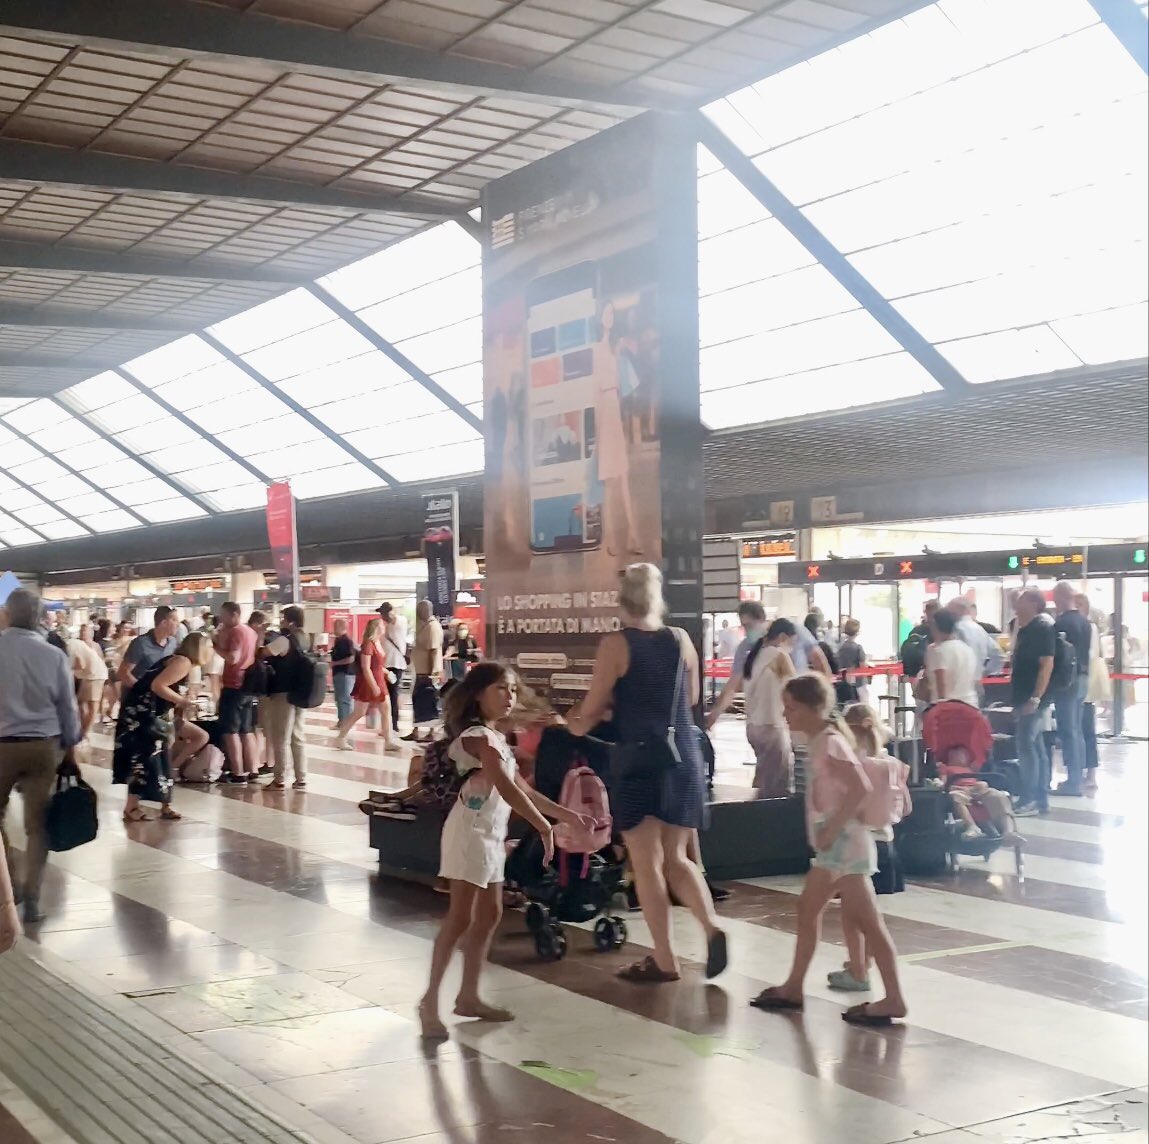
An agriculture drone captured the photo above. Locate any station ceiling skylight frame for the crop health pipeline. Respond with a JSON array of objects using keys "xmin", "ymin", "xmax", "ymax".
[{"xmin": 0, "ymin": 0, "xmax": 1145, "ymax": 552}]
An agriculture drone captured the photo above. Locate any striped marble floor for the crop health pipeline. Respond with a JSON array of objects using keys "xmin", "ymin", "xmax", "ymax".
[{"xmin": 0, "ymin": 709, "xmax": 1145, "ymax": 1144}]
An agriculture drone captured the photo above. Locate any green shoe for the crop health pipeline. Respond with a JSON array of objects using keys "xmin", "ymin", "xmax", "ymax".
[{"xmin": 827, "ymin": 969, "xmax": 871, "ymax": 992}]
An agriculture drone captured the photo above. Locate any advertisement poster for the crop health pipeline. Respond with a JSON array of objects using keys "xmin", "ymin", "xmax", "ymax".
[
  {"xmin": 482, "ymin": 113, "xmax": 702, "ymax": 705},
  {"xmin": 423, "ymin": 490, "xmax": 459, "ymax": 620},
  {"xmin": 265, "ymin": 481, "xmax": 299, "ymax": 605}
]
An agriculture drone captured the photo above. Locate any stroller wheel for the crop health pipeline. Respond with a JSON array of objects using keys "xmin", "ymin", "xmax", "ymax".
[
  {"xmin": 593, "ymin": 917, "xmax": 628, "ymax": 952},
  {"xmin": 535, "ymin": 924, "xmax": 567, "ymax": 962},
  {"xmin": 525, "ymin": 902, "xmax": 548, "ymax": 934}
]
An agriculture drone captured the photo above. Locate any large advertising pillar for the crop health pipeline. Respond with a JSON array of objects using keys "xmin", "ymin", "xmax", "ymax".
[
  {"xmin": 265, "ymin": 481, "xmax": 299, "ymax": 605},
  {"xmin": 482, "ymin": 113, "xmax": 702, "ymax": 705}
]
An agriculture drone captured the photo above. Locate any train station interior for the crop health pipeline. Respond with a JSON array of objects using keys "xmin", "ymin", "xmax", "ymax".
[{"xmin": 0, "ymin": 1, "xmax": 1146, "ymax": 1142}]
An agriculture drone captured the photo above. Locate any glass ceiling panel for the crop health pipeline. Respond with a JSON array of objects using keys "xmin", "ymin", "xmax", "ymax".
[
  {"xmin": 150, "ymin": 361, "xmax": 258, "ymax": 412},
  {"xmin": 241, "ymin": 320, "xmax": 375, "ymax": 384},
  {"xmin": 705, "ymin": 0, "xmax": 1148, "ymax": 392},
  {"xmin": 205, "ymin": 485, "xmax": 270, "ymax": 513},
  {"xmin": 37, "ymin": 520, "xmax": 87, "ymax": 541},
  {"xmin": 35, "ymin": 476, "xmax": 92, "ymax": 503},
  {"xmin": 86, "ymin": 509, "xmax": 143, "ymax": 533},
  {"xmin": 246, "ymin": 439, "xmax": 356, "ymax": 478},
  {"xmin": 7, "ymin": 458, "xmax": 69, "ymax": 487},
  {"xmin": 357, "ymin": 266, "xmax": 481, "ymax": 345},
  {"xmin": 0, "ymin": 528, "xmax": 42, "ymax": 547},
  {"xmin": 373, "ymin": 439, "xmax": 485, "ymax": 484},
  {"xmin": 125, "ymin": 336, "xmax": 224, "ymax": 387},
  {"xmin": 392, "ymin": 319, "xmax": 481, "ymax": 377},
  {"xmin": 4, "ymin": 399, "xmax": 60, "ymax": 435},
  {"xmin": 215, "ymin": 415, "xmax": 325, "ymax": 454},
  {"xmin": 87, "ymin": 393, "xmax": 163, "ymax": 435},
  {"xmin": 208, "ymin": 289, "xmax": 335, "ymax": 356},
  {"xmin": 57, "ymin": 492, "xmax": 119, "ymax": 517},
  {"xmin": 136, "ymin": 498, "xmax": 208, "ymax": 524},
  {"xmin": 289, "ymin": 464, "xmax": 385, "ymax": 501},
  {"xmin": 55, "ymin": 440, "xmax": 125, "ymax": 472},
  {"xmin": 63, "ymin": 373, "xmax": 137, "ymax": 412},
  {"xmin": 275, "ymin": 353, "xmax": 410, "ymax": 407},
  {"xmin": 319, "ymin": 222, "xmax": 477, "ymax": 312}
]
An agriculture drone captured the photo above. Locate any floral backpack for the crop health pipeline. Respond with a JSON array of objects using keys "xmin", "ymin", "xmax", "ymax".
[{"xmin": 420, "ymin": 736, "xmax": 477, "ymax": 811}]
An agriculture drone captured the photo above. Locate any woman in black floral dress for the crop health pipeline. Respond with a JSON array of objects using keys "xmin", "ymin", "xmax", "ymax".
[{"xmin": 114, "ymin": 632, "xmax": 212, "ymax": 823}]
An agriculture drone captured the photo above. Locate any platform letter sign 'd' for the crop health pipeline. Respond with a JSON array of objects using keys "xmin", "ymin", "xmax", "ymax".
[{"xmin": 873, "ymin": 563, "xmax": 885, "ymax": 577}]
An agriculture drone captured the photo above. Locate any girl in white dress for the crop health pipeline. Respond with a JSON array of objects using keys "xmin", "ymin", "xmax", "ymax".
[{"xmin": 420, "ymin": 663, "xmax": 595, "ymax": 1039}]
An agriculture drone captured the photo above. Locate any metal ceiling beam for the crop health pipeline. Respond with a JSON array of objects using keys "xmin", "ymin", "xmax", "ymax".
[
  {"xmin": 0, "ymin": 140, "xmax": 469, "ymax": 221},
  {"xmin": 113, "ymin": 366, "xmax": 276, "ymax": 489},
  {"xmin": 0, "ymin": 351, "xmax": 129, "ymax": 372},
  {"xmin": 195, "ymin": 330, "xmax": 400, "ymax": 488},
  {"xmin": 308, "ymin": 285, "xmax": 483, "ymax": 434},
  {"xmin": 47, "ymin": 395, "xmax": 220, "ymax": 517},
  {"xmin": 0, "ymin": 238, "xmax": 310, "ymax": 286},
  {"xmin": 693, "ymin": 113, "xmax": 971, "ymax": 395},
  {"xmin": 1086, "ymin": 0, "xmax": 1149, "ymax": 73},
  {"xmin": 0, "ymin": 0, "xmax": 663, "ymax": 111},
  {"xmin": 0, "ymin": 305, "xmax": 196, "ymax": 334},
  {"xmin": 0, "ymin": 412, "xmax": 150, "ymax": 527}
]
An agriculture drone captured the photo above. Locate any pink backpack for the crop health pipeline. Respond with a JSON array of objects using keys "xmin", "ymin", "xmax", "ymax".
[
  {"xmin": 553, "ymin": 766, "xmax": 612, "ymax": 858},
  {"xmin": 857, "ymin": 756, "xmax": 912, "ymax": 830},
  {"xmin": 178, "ymin": 744, "xmax": 224, "ymax": 784}
]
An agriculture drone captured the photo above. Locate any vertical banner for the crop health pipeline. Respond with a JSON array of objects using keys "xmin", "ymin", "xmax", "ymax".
[
  {"xmin": 482, "ymin": 113, "xmax": 702, "ymax": 705},
  {"xmin": 423, "ymin": 490, "xmax": 459, "ymax": 620},
  {"xmin": 265, "ymin": 481, "xmax": 299, "ymax": 604}
]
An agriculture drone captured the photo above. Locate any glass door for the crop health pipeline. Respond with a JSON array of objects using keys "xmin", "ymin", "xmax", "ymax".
[{"xmin": 1120, "ymin": 576, "xmax": 1149, "ymax": 738}]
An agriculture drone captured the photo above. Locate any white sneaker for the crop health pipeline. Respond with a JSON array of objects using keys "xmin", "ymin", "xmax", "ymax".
[
  {"xmin": 961, "ymin": 826, "xmax": 984, "ymax": 841},
  {"xmin": 383, "ymin": 738, "xmax": 403, "ymax": 753},
  {"xmin": 334, "ymin": 738, "xmax": 353, "ymax": 752}
]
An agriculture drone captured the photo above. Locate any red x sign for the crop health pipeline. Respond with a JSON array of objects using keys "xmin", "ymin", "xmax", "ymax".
[
  {"xmin": 900, "ymin": 560, "xmax": 914, "ymax": 575},
  {"xmin": 807, "ymin": 564, "xmax": 820, "ymax": 579}
]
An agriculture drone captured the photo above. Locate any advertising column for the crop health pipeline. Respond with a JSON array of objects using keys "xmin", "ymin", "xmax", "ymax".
[
  {"xmin": 423, "ymin": 490, "xmax": 459, "ymax": 621},
  {"xmin": 482, "ymin": 112, "xmax": 702, "ymax": 705},
  {"xmin": 265, "ymin": 481, "xmax": 299, "ymax": 605}
]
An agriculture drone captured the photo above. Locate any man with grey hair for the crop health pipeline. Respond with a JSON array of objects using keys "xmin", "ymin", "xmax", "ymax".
[
  {"xmin": 948, "ymin": 597, "xmax": 1004, "ymax": 696},
  {"xmin": 0, "ymin": 588, "xmax": 82, "ymax": 924},
  {"xmin": 1010, "ymin": 587, "xmax": 1056, "ymax": 816}
]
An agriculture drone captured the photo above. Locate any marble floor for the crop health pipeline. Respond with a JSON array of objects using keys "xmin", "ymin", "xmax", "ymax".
[{"xmin": 0, "ymin": 706, "xmax": 1145, "ymax": 1144}]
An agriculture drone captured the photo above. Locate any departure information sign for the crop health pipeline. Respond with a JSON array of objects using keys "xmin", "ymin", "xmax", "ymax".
[{"xmin": 779, "ymin": 544, "xmax": 1146, "ymax": 585}]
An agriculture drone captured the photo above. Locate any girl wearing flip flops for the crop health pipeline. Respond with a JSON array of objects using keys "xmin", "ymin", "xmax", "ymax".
[
  {"xmin": 419, "ymin": 663, "xmax": 596, "ymax": 1039},
  {"xmin": 750, "ymin": 674, "xmax": 908, "ymax": 1027}
]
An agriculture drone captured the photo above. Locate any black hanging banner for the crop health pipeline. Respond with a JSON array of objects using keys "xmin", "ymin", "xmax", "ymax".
[{"xmin": 423, "ymin": 490, "xmax": 459, "ymax": 620}]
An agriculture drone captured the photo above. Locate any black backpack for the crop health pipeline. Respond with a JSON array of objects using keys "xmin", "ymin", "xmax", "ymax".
[
  {"xmin": 1050, "ymin": 631, "xmax": 1078, "ymax": 692},
  {"xmin": 46, "ymin": 761, "xmax": 98, "ymax": 852},
  {"xmin": 241, "ymin": 657, "xmax": 271, "ymax": 697},
  {"xmin": 289, "ymin": 648, "xmax": 330, "ymax": 709},
  {"xmin": 900, "ymin": 632, "xmax": 929, "ymax": 677}
]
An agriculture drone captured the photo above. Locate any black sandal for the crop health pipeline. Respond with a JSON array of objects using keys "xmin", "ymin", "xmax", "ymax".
[
  {"xmin": 842, "ymin": 1003, "xmax": 900, "ymax": 1027},
  {"xmin": 750, "ymin": 987, "xmax": 804, "ymax": 1012},
  {"xmin": 617, "ymin": 956, "xmax": 680, "ymax": 983}
]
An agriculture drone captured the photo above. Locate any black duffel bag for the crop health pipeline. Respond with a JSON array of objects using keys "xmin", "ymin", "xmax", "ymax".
[{"xmin": 45, "ymin": 758, "xmax": 99, "ymax": 853}]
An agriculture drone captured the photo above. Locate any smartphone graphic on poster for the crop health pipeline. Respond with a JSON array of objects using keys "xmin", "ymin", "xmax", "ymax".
[{"xmin": 526, "ymin": 262, "xmax": 603, "ymax": 553}]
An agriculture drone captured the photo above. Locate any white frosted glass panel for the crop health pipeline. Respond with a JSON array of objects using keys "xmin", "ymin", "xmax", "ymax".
[
  {"xmin": 13, "ymin": 503, "xmax": 63, "ymax": 527},
  {"xmin": 37, "ymin": 520, "xmax": 88, "ymax": 540},
  {"xmin": 55, "ymin": 441, "xmax": 124, "ymax": 471},
  {"xmin": 173, "ymin": 460, "xmax": 256, "ymax": 493},
  {"xmin": 86, "ymin": 510, "xmax": 142, "ymax": 533},
  {"xmin": 89, "ymin": 394, "xmax": 162, "ymax": 434},
  {"xmin": 243, "ymin": 320, "xmax": 375, "ymax": 382},
  {"xmin": 153, "ymin": 362, "xmax": 257, "ymax": 411},
  {"xmin": 289, "ymin": 464, "xmax": 384, "ymax": 499},
  {"xmin": 86, "ymin": 459, "xmax": 166, "ymax": 492},
  {"xmin": 62, "ymin": 373, "xmax": 137, "ymax": 412},
  {"xmin": 205, "ymin": 485, "xmax": 269, "ymax": 512},
  {"xmin": 1052, "ymin": 303, "xmax": 1149, "ymax": 365},
  {"xmin": 3, "ymin": 399, "xmax": 60, "ymax": 434},
  {"xmin": 208, "ymin": 289, "xmax": 335, "ymax": 355},
  {"xmin": 319, "ymin": 222, "xmax": 477, "ymax": 311},
  {"xmin": 9, "ymin": 458, "xmax": 69, "ymax": 486},
  {"xmin": 378, "ymin": 438, "xmax": 485, "ymax": 482},
  {"xmin": 698, "ymin": 167, "xmax": 770, "ymax": 239},
  {"xmin": 247, "ymin": 438, "xmax": 352, "ymax": 477},
  {"xmin": 392, "ymin": 317, "xmax": 480, "ymax": 375},
  {"xmin": 1, "ymin": 528, "xmax": 43, "ymax": 547},
  {"xmin": 938, "ymin": 327, "xmax": 1082, "ymax": 384},
  {"xmin": 277, "ymin": 353, "xmax": 409, "ymax": 406},
  {"xmin": 3, "ymin": 442, "xmax": 44, "ymax": 467},
  {"xmin": 57, "ymin": 492, "xmax": 119, "ymax": 516},
  {"xmin": 357, "ymin": 267, "xmax": 480, "ymax": 343},
  {"xmin": 137, "ymin": 498, "xmax": 207, "ymax": 523},
  {"xmin": 215, "ymin": 415, "xmax": 325, "ymax": 454},
  {"xmin": 114, "ymin": 477, "xmax": 188, "ymax": 506},
  {"xmin": 114, "ymin": 418, "xmax": 204, "ymax": 454},
  {"xmin": 185, "ymin": 389, "xmax": 288, "ymax": 434},
  {"xmin": 145, "ymin": 440, "xmax": 232, "ymax": 473},
  {"xmin": 698, "ymin": 219, "xmax": 815, "ymax": 296},
  {"xmin": 702, "ymin": 354, "xmax": 936, "ymax": 428},
  {"xmin": 29, "ymin": 418, "xmax": 99, "ymax": 452},
  {"xmin": 0, "ymin": 489, "xmax": 42, "ymax": 512},
  {"xmin": 34, "ymin": 476, "xmax": 91, "ymax": 503},
  {"xmin": 125, "ymin": 337, "xmax": 223, "ymax": 387}
]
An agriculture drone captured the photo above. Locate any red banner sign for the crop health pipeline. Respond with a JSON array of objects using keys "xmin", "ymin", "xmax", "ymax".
[{"xmin": 265, "ymin": 482, "xmax": 299, "ymax": 605}]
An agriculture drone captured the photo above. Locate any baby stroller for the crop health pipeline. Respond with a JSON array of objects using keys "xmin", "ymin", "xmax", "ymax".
[
  {"xmin": 505, "ymin": 725, "xmax": 630, "ymax": 961},
  {"xmin": 922, "ymin": 701, "xmax": 1025, "ymax": 881}
]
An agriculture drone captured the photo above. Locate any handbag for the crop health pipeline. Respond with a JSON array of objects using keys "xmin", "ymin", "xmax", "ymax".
[
  {"xmin": 612, "ymin": 635, "xmax": 686, "ymax": 781},
  {"xmin": 45, "ymin": 759, "xmax": 99, "ymax": 852}
]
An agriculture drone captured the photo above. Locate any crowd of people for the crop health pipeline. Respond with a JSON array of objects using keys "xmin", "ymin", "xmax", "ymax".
[{"xmin": 0, "ymin": 571, "xmax": 1120, "ymax": 1041}]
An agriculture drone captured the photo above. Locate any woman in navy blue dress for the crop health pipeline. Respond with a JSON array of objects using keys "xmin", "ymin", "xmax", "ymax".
[{"xmin": 567, "ymin": 564, "xmax": 728, "ymax": 982}]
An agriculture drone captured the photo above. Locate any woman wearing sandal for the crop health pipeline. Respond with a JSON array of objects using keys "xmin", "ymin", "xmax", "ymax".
[
  {"xmin": 114, "ymin": 631, "xmax": 213, "ymax": 824},
  {"xmin": 567, "ymin": 564, "xmax": 728, "ymax": 984},
  {"xmin": 749, "ymin": 674, "xmax": 907, "ymax": 1027}
]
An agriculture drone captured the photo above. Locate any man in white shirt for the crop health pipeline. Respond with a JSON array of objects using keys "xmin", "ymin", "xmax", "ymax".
[
  {"xmin": 377, "ymin": 603, "xmax": 408, "ymax": 735},
  {"xmin": 926, "ymin": 609, "xmax": 979, "ymax": 708},
  {"xmin": 949, "ymin": 598, "xmax": 1004, "ymax": 682}
]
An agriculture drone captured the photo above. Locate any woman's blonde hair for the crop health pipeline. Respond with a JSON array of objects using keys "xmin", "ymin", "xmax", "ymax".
[
  {"xmin": 176, "ymin": 631, "xmax": 213, "ymax": 667},
  {"xmin": 782, "ymin": 673, "xmax": 855, "ymax": 747},
  {"xmin": 362, "ymin": 617, "xmax": 382, "ymax": 644},
  {"xmin": 619, "ymin": 562, "xmax": 664, "ymax": 626},
  {"xmin": 842, "ymin": 703, "xmax": 892, "ymax": 758},
  {"xmin": 506, "ymin": 667, "xmax": 552, "ymax": 722}
]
